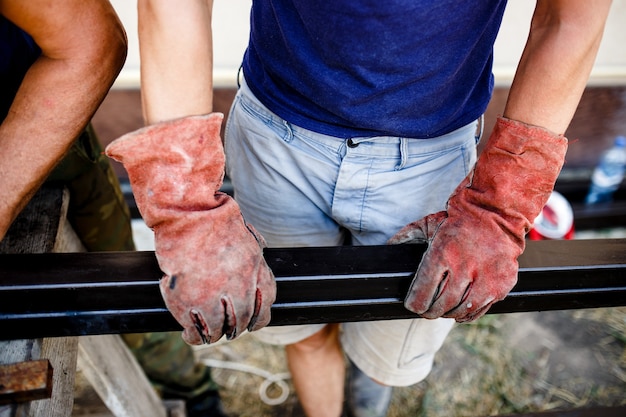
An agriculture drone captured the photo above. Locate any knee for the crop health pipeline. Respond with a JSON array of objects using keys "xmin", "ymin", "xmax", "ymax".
[{"xmin": 287, "ymin": 323, "xmax": 340, "ymax": 354}]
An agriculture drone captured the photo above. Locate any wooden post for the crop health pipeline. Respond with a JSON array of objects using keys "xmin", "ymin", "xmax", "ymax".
[{"xmin": 77, "ymin": 336, "xmax": 167, "ymax": 417}]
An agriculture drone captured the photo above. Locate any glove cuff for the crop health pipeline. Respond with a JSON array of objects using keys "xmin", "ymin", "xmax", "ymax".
[
  {"xmin": 449, "ymin": 116, "xmax": 568, "ymax": 238},
  {"xmin": 105, "ymin": 113, "xmax": 226, "ymax": 226}
]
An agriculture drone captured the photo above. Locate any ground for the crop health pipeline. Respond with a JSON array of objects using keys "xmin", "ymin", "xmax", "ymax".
[{"xmin": 192, "ymin": 307, "xmax": 626, "ymax": 417}]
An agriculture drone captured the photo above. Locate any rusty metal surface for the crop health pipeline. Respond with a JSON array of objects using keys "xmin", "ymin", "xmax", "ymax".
[
  {"xmin": 0, "ymin": 359, "xmax": 53, "ymax": 405},
  {"xmin": 0, "ymin": 240, "xmax": 625, "ymax": 340}
]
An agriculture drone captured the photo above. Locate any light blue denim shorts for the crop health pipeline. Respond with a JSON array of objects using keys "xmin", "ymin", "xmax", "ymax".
[{"xmin": 224, "ymin": 77, "xmax": 480, "ymax": 386}]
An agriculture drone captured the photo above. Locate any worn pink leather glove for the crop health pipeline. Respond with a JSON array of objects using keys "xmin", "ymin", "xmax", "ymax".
[
  {"xmin": 106, "ymin": 113, "xmax": 276, "ymax": 344},
  {"xmin": 388, "ymin": 117, "xmax": 568, "ymax": 322}
]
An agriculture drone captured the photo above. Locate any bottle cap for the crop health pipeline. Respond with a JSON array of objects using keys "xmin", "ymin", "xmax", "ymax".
[{"xmin": 615, "ymin": 136, "xmax": 626, "ymax": 147}]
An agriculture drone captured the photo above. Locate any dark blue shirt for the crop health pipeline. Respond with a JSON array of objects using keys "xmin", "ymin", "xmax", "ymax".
[
  {"xmin": 243, "ymin": 0, "xmax": 508, "ymax": 138},
  {"xmin": 1, "ymin": 15, "xmax": 41, "ymax": 122}
]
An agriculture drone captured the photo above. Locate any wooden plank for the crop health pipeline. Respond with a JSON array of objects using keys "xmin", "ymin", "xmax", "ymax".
[
  {"xmin": 0, "ymin": 360, "xmax": 52, "ymax": 405},
  {"xmin": 77, "ymin": 335, "xmax": 167, "ymax": 417},
  {"xmin": 0, "ymin": 187, "xmax": 64, "ymax": 254},
  {"xmin": 0, "ymin": 185, "xmax": 83, "ymax": 417}
]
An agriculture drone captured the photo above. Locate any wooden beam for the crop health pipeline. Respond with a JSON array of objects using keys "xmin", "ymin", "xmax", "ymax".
[{"xmin": 77, "ymin": 335, "xmax": 167, "ymax": 417}]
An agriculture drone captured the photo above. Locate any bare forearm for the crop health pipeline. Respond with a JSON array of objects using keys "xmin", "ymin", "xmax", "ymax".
[
  {"xmin": 0, "ymin": 0, "xmax": 127, "ymax": 239},
  {"xmin": 0, "ymin": 59, "xmax": 120, "ymax": 237},
  {"xmin": 138, "ymin": 0, "xmax": 214, "ymax": 124},
  {"xmin": 503, "ymin": 0, "xmax": 612, "ymax": 134}
]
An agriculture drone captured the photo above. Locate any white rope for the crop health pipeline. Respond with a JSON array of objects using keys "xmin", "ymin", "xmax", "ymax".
[{"xmin": 201, "ymin": 358, "xmax": 291, "ymax": 406}]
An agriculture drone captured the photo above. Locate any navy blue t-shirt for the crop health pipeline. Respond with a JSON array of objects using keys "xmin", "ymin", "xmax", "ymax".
[
  {"xmin": 0, "ymin": 15, "xmax": 41, "ymax": 122},
  {"xmin": 243, "ymin": 0, "xmax": 508, "ymax": 139}
]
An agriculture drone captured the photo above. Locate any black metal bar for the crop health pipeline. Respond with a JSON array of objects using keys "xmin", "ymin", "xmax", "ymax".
[
  {"xmin": 1, "ymin": 239, "xmax": 625, "ymax": 340},
  {"xmin": 570, "ymin": 201, "xmax": 626, "ymax": 230}
]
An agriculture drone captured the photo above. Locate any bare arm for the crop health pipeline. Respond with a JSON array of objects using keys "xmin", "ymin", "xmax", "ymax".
[
  {"xmin": 113, "ymin": 1, "xmax": 275, "ymax": 343},
  {"xmin": 0, "ymin": 0, "xmax": 127, "ymax": 240},
  {"xmin": 503, "ymin": 0, "xmax": 612, "ymax": 135},
  {"xmin": 138, "ymin": 0, "xmax": 214, "ymax": 124},
  {"xmin": 394, "ymin": 0, "xmax": 613, "ymax": 322}
]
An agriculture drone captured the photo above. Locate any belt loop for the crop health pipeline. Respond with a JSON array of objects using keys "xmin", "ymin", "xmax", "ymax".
[
  {"xmin": 282, "ymin": 120, "xmax": 294, "ymax": 143},
  {"xmin": 395, "ymin": 138, "xmax": 408, "ymax": 171}
]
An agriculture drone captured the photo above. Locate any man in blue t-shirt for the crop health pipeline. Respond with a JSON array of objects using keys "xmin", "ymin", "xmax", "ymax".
[{"xmin": 113, "ymin": 1, "xmax": 612, "ymax": 416}]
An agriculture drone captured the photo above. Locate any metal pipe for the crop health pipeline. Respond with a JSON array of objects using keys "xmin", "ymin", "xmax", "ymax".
[{"xmin": 1, "ymin": 240, "xmax": 625, "ymax": 340}]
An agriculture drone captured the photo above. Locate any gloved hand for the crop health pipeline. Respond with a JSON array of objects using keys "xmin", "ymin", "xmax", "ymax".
[
  {"xmin": 106, "ymin": 113, "xmax": 276, "ymax": 344},
  {"xmin": 388, "ymin": 117, "xmax": 568, "ymax": 322}
]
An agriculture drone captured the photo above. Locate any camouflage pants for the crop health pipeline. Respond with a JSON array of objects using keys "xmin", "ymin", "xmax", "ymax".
[{"xmin": 48, "ymin": 124, "xmax": 218, "ymax": 400}]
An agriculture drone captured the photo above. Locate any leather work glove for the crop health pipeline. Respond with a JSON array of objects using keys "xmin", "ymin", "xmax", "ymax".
[
  {"xmin": 106, "ymin": 113, "xmax": 276, "ymax": 344},
  {"xmin": 388, "ymin": 117, "xmax": 568, "ymax": 322}
]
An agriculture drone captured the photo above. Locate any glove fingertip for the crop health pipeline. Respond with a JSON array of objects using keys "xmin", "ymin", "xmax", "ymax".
[
  {"xmin": 247, "ymin": 313, "xmax": 266, "ymax": 332},
  {"xmin": 456, "ymin": 309, "xmax": 488, "ymax": 323},
  {"xmin": 404, "ymin": 293, "xmax": 430, "ymax": 316},
  {"xmin": 403, "ymin": 264, "xmax": 438, "ymax": 315},
  {"xmin": 182, "ymin": 328, "xmax": 204, "ymax": 345},
  {"xmin": 248, "ymin": 288, "xmax": 273, "ymax": 332}
]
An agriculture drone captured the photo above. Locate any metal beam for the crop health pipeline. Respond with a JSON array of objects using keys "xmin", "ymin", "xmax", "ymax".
[{"xmin": 1, "ymin": 239, "xmax": 625, "ymax": 340}]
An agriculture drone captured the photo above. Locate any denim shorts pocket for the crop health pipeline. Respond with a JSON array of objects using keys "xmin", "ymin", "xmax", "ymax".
[
  {"xmin": 237, "ymin": 92, "xmax": 273, "ymax": 126},
  {"xmin": 235, "ymin": 92, "xmax": 296, "ymax": 144}
]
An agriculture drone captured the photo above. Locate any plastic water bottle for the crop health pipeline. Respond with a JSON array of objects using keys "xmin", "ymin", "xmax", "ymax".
[{"xmin": 585, "ymin": 135, "xmax": 626, "ymax": 205}]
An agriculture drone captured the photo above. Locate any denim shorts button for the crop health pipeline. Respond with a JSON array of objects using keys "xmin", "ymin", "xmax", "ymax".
[{"xmin": 347, "ymin": 138, "xmax": 359, "ymax": 148}]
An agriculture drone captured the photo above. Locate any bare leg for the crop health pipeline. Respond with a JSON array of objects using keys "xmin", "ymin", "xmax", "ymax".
[{"xmin": 285, "ymin": 324, "xmax": 345, "ymax": 417}]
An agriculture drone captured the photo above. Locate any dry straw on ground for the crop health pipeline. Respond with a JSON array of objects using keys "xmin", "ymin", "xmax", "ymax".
[{"xmin": 195, "ymin": 307, "xmax": 626, "ymax": 417}]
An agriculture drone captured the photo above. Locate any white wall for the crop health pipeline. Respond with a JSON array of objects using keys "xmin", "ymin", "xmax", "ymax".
[
  {"xmin": 110, "ymin": 0, "xmax": 626, "ymax": 89},
  {"xmin": 109, "ymin": 0, "xmax": 251, "ymax": 88},
  {"xmin": 493, "ymin": 0, "xmax": 626, "ymax": 86}
]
